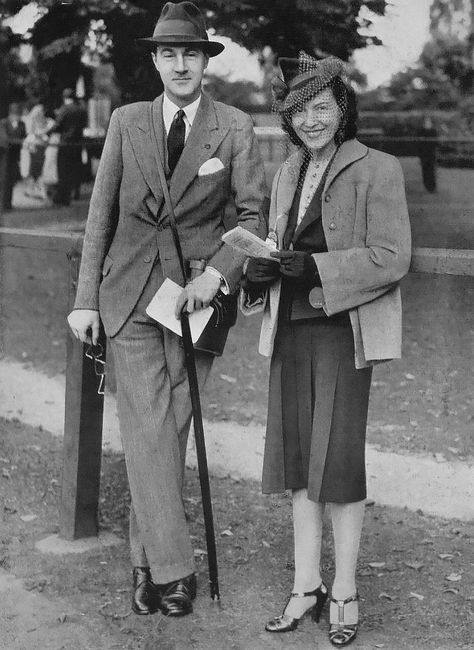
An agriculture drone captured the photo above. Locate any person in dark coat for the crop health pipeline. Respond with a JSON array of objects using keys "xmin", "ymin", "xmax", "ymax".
[
  {"xmin": 50, "ymin": 88, "xmax": 87, "ymax": 205},
  {"xmin": 0, "ymin": 103, "xmax": 26, "ymax": 210},
  {"xmin": 242, "ymin": 53, "xmax": 411, "ymax": 646}
]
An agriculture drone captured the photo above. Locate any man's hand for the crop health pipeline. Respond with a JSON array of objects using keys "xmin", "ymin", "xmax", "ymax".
[
  {"xmin": 271, "ymin": 250, "xmax": 318, "ymax": 282},
  {"xmin": 175, "ymin": 271, "xmax": 221, "ymax": 318},
  {"xmin": 67, "ymin": 309, "xmax": 100, "ymax": 345}
]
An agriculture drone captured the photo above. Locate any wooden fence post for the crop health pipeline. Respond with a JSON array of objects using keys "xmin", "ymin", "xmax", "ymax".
[{"xmin": 59, "ymin": 251, "xmax": 105, "ymax": 540}]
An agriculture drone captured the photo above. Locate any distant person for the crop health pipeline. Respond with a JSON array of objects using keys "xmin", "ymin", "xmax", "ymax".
[
  {"xmin": 0, "ymin": 103, "xmax": 26, "ymax": 210},
  {"xmin": 50, "ymin": 88, "xmax": 87, "ymax": 205},
  {"xmin": 67, "ymin": 1, "xmax": 266, "ymax": 619},
  {"xmin": 23, "ymin": 103, "xmax": 54, "ymax": 199},
  {"xmin": 242, "ymin": 53, "xmax": 411, "ymax": 646}
]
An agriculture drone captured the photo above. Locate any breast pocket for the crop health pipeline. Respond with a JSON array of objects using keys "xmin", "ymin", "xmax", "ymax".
[{"xmin": 196, "ymin": 167, "xmax": 227, "ymax": 185}]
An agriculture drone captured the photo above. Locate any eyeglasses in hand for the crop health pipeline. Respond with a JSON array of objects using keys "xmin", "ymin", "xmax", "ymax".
[{"xmin": 85, "ymin": 342, "xmax": 106, "ymax": 396}]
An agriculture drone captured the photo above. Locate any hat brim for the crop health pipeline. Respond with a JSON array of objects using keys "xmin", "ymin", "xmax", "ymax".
[{"xmin": 136, "ymin": 36, "xmax": 224, "ymax": 57}]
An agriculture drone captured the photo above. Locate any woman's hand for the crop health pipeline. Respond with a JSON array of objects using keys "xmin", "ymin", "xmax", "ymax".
[
  {"xmin": 246, "ymin": 257, "xmax": 281, "ymax": 286},
  {"xmin": 271, "ymin": 250, "xmax": 319, "ymax": 282}
]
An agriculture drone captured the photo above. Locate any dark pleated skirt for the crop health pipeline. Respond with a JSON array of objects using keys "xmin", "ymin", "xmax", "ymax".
[{"xmin": 262, "ymin": 314, "xmax": 372, "ymax": 503}]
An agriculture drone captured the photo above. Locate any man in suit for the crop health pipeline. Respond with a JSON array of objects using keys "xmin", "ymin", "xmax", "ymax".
[
  {"xmin": 50, "ymin": 89, "xmax": 87, "ymax": 206},
  {"xmin": 67, "ymin": 1, "xmax": 266, "ymax": 617},
  {"xmin": 0, "ymin": 103, "xmax": 26, "ymax": 210}
]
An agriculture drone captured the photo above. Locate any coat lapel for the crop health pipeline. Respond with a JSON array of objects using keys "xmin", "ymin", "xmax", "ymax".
[
  {"xmin": 291, "ymin": 139, "xmax": 369, "ymax": 241},
  {"xmin": 271, "ymin": 150, "xmax": 303, "ymax": 247},
  {"xmin": 324, "ymin": 139, "xmax": 368, "ymax": 192},
  {"xmin": 127, "ymin": 96, "xmax": 165, "ymax": 212},
  {"xmin": 168, "ymin": 93, "xmax": 229, "ymax": 209}
]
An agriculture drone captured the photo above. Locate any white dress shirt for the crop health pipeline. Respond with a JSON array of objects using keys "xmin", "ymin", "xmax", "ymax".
[{"xmin": 162, "ymin": 93, "xmax": 201, "ymax": 142}]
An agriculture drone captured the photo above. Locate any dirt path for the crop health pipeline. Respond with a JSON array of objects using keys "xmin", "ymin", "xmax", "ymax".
[
  {"xmin": 1, "ymin": 358, "xmax": 473, "ymax": 522},
  {"xmin": 1, "ymin": 419, "xmax": 473, "ymax": 650}
]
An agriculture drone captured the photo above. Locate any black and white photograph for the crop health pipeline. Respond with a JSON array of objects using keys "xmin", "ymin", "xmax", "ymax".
[{"xmin": 0, "ymin": 1, "xmax": 473, "ymax": 648}]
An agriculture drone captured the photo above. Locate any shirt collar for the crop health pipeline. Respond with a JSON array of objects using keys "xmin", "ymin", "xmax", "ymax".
[{"xmin": 162, "ymin": 93, "xmax": 201, "ymax": 133}]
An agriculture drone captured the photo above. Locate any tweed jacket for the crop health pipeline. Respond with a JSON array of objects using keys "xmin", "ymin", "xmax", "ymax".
[
  {"xmin": 242, "ymin": 139, "xmax": 412, "ymax": 369},
  {"xmin": 74, "ymin": 93, "xmax": 267, "ymax": 336}
]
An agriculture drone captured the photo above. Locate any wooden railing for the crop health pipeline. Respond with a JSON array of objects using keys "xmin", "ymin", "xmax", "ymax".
[{"xmin": 1, "ymin": 226, "xmax": 474, "ymax": 540}]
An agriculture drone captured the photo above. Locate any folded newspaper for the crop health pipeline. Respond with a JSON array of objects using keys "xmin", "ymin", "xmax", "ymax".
[{"xmin": 221, "ymin": 226, "xmax": 276, "ymax": 258}]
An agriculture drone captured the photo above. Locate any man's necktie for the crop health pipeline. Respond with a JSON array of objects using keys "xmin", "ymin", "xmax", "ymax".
[{"xmin": 167, "ymin": 109, "xmax": 185, "ymax": 175}]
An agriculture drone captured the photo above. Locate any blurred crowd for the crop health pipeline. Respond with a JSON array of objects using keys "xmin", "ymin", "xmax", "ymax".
[{"xmin": 0, "ymin": 89, "xmax": 88, "ymax": 210}]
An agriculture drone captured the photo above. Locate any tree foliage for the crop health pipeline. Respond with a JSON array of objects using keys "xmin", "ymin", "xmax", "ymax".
[{"xmin": 0, "ymin": 0, "xmax": 388, "ymax": 110}]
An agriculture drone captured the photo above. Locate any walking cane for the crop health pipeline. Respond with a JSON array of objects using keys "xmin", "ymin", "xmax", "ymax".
[
  {"xmin": 180, "ymin": 312, "xmax": 220, "ymax": 601},
  {"xmin": 148, "ymin": 105, "xmax": 220, "ymax": 601}
]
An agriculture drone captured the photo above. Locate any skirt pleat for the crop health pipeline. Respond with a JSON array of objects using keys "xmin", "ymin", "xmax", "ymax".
[{"xmin": 262, "ymin": 314, "xmax": 372, "ymax": 503}]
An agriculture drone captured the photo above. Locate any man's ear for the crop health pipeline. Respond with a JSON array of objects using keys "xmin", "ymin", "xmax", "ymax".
[{"xmin": 151, "ymin": 51, "xmax": 159, "ymax": 72}]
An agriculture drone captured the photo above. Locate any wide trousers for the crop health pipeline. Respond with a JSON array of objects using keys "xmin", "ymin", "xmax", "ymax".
[{"xmin": 108, "ymin": 261, "xmax": 213, "ymax": 584}]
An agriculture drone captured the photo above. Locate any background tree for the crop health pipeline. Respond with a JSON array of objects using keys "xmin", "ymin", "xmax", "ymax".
[{"xmin": 0, "ymin": 0, "xmax": 388, "ymax": 112}]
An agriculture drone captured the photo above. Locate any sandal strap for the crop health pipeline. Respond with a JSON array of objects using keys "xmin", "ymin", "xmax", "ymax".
[
  {"xmin": 329, "ymin": 592, "xmax": 359, "ymax": 607},
  {"xmin": 330, "ymin": 592, "xmax": 359, "ymax": 626},
  {"xmin": 291, "ymin": 582, "xmax": 328, "ymax": 599}
]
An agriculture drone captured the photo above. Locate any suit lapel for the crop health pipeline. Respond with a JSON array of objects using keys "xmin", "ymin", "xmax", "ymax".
[
  {"xmin": 127, "ymin": 96, "xmax": 165, "ymax": 212},
  {"xmin": 169, "ymin": 93, "xmax": 229, "ymax": 208}
]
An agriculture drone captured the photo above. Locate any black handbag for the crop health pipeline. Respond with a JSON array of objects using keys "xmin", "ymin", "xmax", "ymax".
[{"xmin": 149, "ymin": 105, "xmax": 237, "ymax": 357}]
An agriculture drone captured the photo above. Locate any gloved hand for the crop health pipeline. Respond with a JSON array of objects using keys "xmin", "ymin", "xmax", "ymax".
[
  {"xmin": 271, "ymin": 250, "xmax": 319, "ymax": 282},
  {"xmin": 246, "ymin": 257, "xmax": 281, "ymax": 287}
]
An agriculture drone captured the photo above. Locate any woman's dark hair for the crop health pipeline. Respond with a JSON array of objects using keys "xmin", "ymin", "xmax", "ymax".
[{"xmin": 281, "ymin": 76, "xmax": 358, "ymax": 149}]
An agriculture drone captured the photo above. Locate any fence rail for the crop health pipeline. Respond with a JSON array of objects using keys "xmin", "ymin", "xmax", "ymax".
[{"xmin": 1, "ymin": 226, "xmax": 474, "ymax": 540}]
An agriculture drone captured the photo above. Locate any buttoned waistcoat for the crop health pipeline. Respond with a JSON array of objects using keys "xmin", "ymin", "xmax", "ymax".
[
  {"xmin": 74, "ymin": 93, "xmax": 267, "ymax": 336},
  {"xmin": 243, "ymin": 139, "xmax": 412, "ymax": 369}
]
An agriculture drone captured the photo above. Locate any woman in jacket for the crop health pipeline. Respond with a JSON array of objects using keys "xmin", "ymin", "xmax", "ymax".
[{"xmin": 242, "ymin": 53, "xmax": 411, "ymax": 646}]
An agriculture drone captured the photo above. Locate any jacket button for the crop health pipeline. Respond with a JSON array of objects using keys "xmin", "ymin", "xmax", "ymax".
[
  {"xmin": 324, "ymin": 194, "xmax": 331, "ymax": 202},
  {"xmin": 329, "ymin": 222, "xmax": 337, "ymax": 230},
  {"xmin": 144, "ymin": 256, "xmax": 151, "ymax": 263}
]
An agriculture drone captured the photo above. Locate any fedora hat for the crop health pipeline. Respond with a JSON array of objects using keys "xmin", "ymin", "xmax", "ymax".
[{"xmin": 136, "ymin": 1, "xmax": 224, "ymax": 57}]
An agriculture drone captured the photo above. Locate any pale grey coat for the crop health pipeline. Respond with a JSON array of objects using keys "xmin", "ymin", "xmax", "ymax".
[{"xmin": 242, "ymin": 139, "xmax": 412, "ymax": 368}]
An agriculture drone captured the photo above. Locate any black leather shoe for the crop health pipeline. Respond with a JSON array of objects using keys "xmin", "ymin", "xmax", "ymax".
[
  {"xmin": 159, "ymin": 573, "xmax": 196, "ymax": 617},
  {"xmin": 131, "ymin": 567, "xmax": 161, "ymax": 615}
]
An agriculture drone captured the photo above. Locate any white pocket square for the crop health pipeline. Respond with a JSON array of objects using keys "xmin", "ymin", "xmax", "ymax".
[{"xmin": 198, "ymin": 157, "xmax": 225, "ymax": 176}]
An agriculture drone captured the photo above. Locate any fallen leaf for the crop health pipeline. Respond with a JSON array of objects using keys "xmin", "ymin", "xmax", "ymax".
[
  {"xmin": 443, "ymin": 588, "xmax": 459, "ymax": 595},
  {"xmin": 438, "ymin": 553, "xmax": 454, "ymax": 560},
  {"xmin": 220, "ymin": 529, "xmax": 233, "ymax": 537},
  {"xmin": 374, "ymin": 645, "xmax": 385, "ymax": 649},
  {"xmin": 58, "ymin": 614, "xmax": 67, "ymax": 623},
  {"xmin": 379, "ymin": 592, "xmax": 395, "ymax": 601},
  {"xmin": 405, "ymin": 561, "xmax": 424, "ymax": 571},
  {"xmin": 447, "ymin": 447, "xmax": 460, "ymax": 454},
  {"xmin": 262, "ymin": 540, "xmax": 270, "ymax": 548},
  {"xmin": 434, "ymin": 453, "xmax": 446, "ymax": 463},
  {"xmin": 2, "ymin": 469, "xmax": 10, "ymax": 479},
  {"xmin": 219, "ymin": 374, "xmax": 237, "ymax": 384},
  {"xmin": 20, "ymin": 514, "xmax": 37, "ymax": 522},
  {"xmin": 409, "ymin": 592, "xmax": 424, "ymax": 601},
  {"xmin": 446, "ymin": 573, "xmax": 462, "ymax": 582},
  {"xmin": 405, "ymin": 373, "xmax": 415, "ymax": 380},
  {"xmin": 368, "ymin": 562, "xmax": 386, "ymax": 569},
  {"xmin": 193, "ymin": 548, "xmax": 207, "ymax": 557}
]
